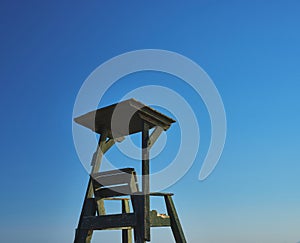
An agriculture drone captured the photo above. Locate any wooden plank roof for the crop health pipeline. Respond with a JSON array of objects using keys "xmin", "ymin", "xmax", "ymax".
[{"xmin": 74, "ymin": 98, "xmax": 175, "ymax": 138}]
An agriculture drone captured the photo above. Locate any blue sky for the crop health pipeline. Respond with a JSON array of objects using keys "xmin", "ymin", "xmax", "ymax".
[{"xmin": 1, "ymin": 1, "xmax": 300, "ymax": 242}]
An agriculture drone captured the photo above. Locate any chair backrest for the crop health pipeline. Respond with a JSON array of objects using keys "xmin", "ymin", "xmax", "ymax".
[{"xmin": 92, "ymin": 168, "xmax": 139, "ymax": 198}]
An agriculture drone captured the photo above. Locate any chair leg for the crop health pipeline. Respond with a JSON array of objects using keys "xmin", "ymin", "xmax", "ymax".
[
  {"xmin": 122, "ymin": 200, "xmax": 133, "ymax": 243},
  {"xmin": 164, "ymin": 195, "xmax": 187, "ymax": 243},
  {"xmin": 74, "ymin": 198, "xmax": 97, "ymax": 243},
  {"xmin": 131, "ymin": 195, "xmax": 146, "ymax": 243}
]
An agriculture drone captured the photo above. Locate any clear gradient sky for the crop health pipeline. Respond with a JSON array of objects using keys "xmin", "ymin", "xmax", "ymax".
[{"xmin": 1, "ymin": 1, "xmax": 300, "ymax": 243}]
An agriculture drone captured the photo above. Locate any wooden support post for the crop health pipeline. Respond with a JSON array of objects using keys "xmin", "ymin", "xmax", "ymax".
[
  {"xmin": 89, "ymin": 130, "xmax": 108, "ymax": 217},
  {"xmin": 131, "ymin": 195, "xmax": 144, "ymax": 243},
  {"xmin": 164, "ymin": 195, "xmax": 187, "ymax": 243},
  {"xmin": 74, "ymin": 194, "xmax": 97, "ymax": 243},
  {"xmin": 74, "ymin": 131, "xmax": 108, "ymax": 243},
  {"xmin": 122, "ymin": 200, "xmax": 132, "ymax": 243},
  {"xmin": 142, "ymin": 121, "xmax": 150, "ymax": 242},
  {"xmin": 148, "ymin": 126, "xmax": 163, "ymax": 149},
  {"xmin": 91, "ymin": 130, "xmax": 108, "ymax": 174}
]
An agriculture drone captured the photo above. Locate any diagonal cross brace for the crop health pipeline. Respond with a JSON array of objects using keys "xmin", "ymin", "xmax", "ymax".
[{"xmin": 147, "ymin": 126, "xmax": 164, "ymax": 149}]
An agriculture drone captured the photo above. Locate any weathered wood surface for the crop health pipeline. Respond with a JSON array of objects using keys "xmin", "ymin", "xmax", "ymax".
[
  {"xmin": 74, "ymin": 98, "xmax": 175, "ymax": 137},
  {"xmin": 142, "ymin": 121, "xmax": 150, "ymax": 241},
  {"xmin": 96, "ymin": 198, "xmax": 105, "ymax": 216},
  {"xmin": 122, "ymin": 200, "xmax": 132, "ymax": 243},
  {"xmin": 90, "ymin": 130, "xmax": 108, "ymax": 175},
  {"xmin": 74, "ymin": 197, "xmax": 97, "ymax": 243},
  {"xmin": 74, "ymin": 132, "xmax": 108, "ymax": 243},
  {"xmin": 150, "ymin": 210, "xmax": 171, "ymax": 227},
  {"xmin": 131, "ymin": 195, "xmax": 144, "ymax": 243},
  {"xmin": 165, "ymin": 195, "xmax": 187, "ymax": 243},
  {"xmin": 94, "ymin": 184, "xmax": 135, "ymax": 198},
  {"xmin": 92, "ymin": 168, "xmax": 139, "ymax": 198},
  {"xmin": 149, "ymin": 192, "xmax": 174, "ymax": 196},
  {"xmin": 92, "ymin": 168, "xmax": 134, "ymax": 178},
  {"xmin": 80, "ymin": 213, "xmax": 136, "ymax": 230},
  {"xmin": 93, "ymin": 172, "xmax": 132, "ymax": 187},
  {"xmin": 147, "ymin": 126, "xmax": 163, "ymax": 149}
]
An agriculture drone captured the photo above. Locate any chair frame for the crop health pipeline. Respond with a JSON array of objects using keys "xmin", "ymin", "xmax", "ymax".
[{"xmin": 74, "ymin": 119, "xmax": 186, "ymax": 243}]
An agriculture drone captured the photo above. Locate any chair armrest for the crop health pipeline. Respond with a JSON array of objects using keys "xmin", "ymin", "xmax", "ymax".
[
  {"xmin": 103, "ymin": 197, "xmax": 130, "ymax": 201},
  {"xmin": 149, "ymin": 192, "xmax": 174, "ymax": 196}
]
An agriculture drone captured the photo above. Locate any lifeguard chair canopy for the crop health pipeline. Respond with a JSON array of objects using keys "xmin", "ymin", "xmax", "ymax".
[
  {"xmin": 73, "ymin": 98, "xmax": 187, "ymax": 243},
  {"xmin": 74, "ymin": 98, "xmax": 175, "ymax": 138}
]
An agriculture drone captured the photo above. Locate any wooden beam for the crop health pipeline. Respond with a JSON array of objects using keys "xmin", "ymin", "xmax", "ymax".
[
  {"xmin": 102, "ymin": 136, "xmax": 125, "ymax": 154},
  {"xmin": 164, "ymin": 195, "xmax": 187, "ymax": 243},
  {"xmin": 92, "ymin": 168, "xmax": 134, "ymax": 178},
  {"xmin": 150, "ymin": 210, "xmax": 171, "ymax": 227},
  {"xmin": 93, "ymin": 173, "xmax": 132, "ymax": 188},
  {"xmin": 91, "ymin": 130, "xmax": 108, "ymax": 174},
  {"xmin": 138, "ymin": 111, "xmax": 172, "ymax": 131},
  {"xmin": 74, "ymin": 197, "xmax": 97, "ymax": 243},
  {"xmin": 96, "ymin": 198, "xmax": 105, "ymax": 216},
  {"xmin": 74, "ymin": 133, "xmax": 108, "ymax": 243},
  {"xmin": 101, "ymin": 138, "xmax": 115, "ymax": 154},
  {"xmin": 122, "ymin": 200, "xmax": 132, "ymax": 243},
  {"xmin": 131, "ymin": 195, "xmax": 144, "ymax": 243},
  {"xmin": 91, "ymin": 136, "xmax": 124, "ymax": 170},
  {"xmin": 94, "ymin": 184, "xmax": 136, "ymax": 198},
  {"xmin": 148, "ymin": 126, "xmax": 163, "ymax": 149},
  {"xmin": 80, "ymin": 213, "xmax": 136, "ymax": 230},
  {"xmin": 149, "ymin": 192, "xmax": 174, "ymax": 196},
  {"xmin": 142, "ymin": 121, "xmax": 150, "ymax": 241}
]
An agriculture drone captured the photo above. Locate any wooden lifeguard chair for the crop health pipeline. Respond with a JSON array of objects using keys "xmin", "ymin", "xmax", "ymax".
[{"xmin": 74, "ymin": 98, "xmax": 186, "ymax": 243}]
